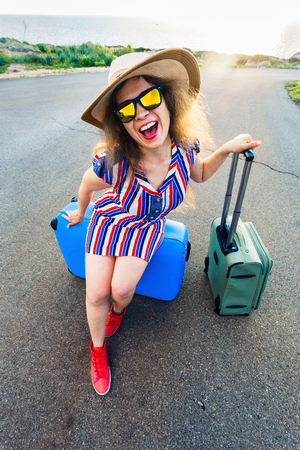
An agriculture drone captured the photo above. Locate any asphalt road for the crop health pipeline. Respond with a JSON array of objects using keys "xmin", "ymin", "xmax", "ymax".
[{"xmin": 1, "ymin": 68, "xmax": 300, "ymax": 450}]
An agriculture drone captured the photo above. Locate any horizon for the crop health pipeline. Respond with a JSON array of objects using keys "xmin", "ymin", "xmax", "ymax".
[
  {"xmin": 1, "ymin": 35, "xmax": 298, "ymax": 60},
  {"xmin": 1, "ymin": 7, "xmax": 299, "ymax": 58},
  {"xmin": 1, "ymin": 0, "xmax": 299, "ymax": 30}
]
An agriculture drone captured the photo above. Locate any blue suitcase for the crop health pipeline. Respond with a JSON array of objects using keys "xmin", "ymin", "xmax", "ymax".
[{"xmin": 51, "ymin": 199, "xmax": 190, "ymax": 301}]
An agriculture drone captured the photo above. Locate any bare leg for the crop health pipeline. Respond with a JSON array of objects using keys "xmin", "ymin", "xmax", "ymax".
[
  {"xmin": 85, "ymin": 253, "xmax": 116, "ymax": 348},
  {"xmin": 85, "ymin": 254, "xmax": 148, "ymax": 346},
  {"xmin": 111, "ymin": 256, "xmax": 148, "ymax": 313}
]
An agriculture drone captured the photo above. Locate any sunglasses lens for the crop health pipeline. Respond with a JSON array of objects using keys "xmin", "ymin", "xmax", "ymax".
[
  {"xmin": 116, "ymin": 101, "xmax": 135, "ymax": 123},
  {"xmin": 141, "ymin": 87, "xmax": 161, "ymax": 110}
]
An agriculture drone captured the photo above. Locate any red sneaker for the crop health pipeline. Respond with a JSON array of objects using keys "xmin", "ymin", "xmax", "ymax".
[
  {"xmin": 105, "ymin": 304, "xmax": 126, "ymax": 338},
  {"xmin": 90, "ymin": 340, "xmax": 111, "ymax": 395}
]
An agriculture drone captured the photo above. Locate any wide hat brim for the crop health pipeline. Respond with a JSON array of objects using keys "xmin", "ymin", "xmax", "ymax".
[{"xmin": 81, "ymin": 48, "xmax": 200, "ymax": 130}]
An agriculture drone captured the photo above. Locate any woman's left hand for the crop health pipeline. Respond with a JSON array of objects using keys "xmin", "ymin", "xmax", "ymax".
[
  {"xmin": 222, "ymin": 134, "xmax": 261, "ymax": 154},
  {"xmin": 191, "ymin": 133, "xmax": 262, "ymax": 183}
]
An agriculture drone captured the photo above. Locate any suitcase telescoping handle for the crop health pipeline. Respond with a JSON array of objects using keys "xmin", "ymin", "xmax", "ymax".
[{"xmin": 220, "ymin": 149, "xmax": 254, "ymax": 250}]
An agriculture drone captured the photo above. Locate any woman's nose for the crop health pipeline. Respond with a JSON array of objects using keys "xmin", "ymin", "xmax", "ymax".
[{"xmin": 135, "ymin": 102, "xmax": 149, "ymax": 119}]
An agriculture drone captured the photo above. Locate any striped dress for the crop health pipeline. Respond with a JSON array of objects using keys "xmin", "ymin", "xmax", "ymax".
[{"xmin": 85, "ymin": 139, "xmax": 199, "ymax": 262}]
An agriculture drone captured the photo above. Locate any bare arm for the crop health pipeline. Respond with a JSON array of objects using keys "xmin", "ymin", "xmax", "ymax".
[
  {"xmin": 190, "ymin": 134, "xmax": 261, "ymax": 183},
  {"xmin": 62, "ymin": 165, "xmax": 112, "ymax": 228}
]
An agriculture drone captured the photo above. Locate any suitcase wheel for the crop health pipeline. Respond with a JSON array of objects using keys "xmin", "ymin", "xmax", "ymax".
[
  {"xmin": 203, "ymin": 256, "xmax": 209, "ymax": 274},
  {"xmin": 214, "ymin": 296, "xmax": 221, "ymax": 314},
  {"xmin": 50, "ymin": 218, "xmax": 58, "ymax": 231},
  {"xmin": 186, "ymin": 241, "xmax": 191, "ymax": 262}
]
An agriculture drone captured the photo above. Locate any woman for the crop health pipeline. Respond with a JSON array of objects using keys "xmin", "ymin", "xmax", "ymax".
[{"xmin": 63, "ymin": 49, "xmax": 261, "ymax": 395}]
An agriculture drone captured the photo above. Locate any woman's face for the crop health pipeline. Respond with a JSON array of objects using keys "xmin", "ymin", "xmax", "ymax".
[{"xmin": 115, "ymin": 77, "xmax": 171, "ymax": 153}]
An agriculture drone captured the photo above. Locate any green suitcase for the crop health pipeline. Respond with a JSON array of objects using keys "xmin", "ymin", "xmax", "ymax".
[{"xmin": 204, "ymin": 150, "xmax": 273, "ymax": 315}]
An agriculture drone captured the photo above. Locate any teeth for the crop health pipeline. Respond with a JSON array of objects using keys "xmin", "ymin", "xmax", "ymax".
[{"xmin": 140, "ymin": 122, "xmax": 156, "ymax": 132}]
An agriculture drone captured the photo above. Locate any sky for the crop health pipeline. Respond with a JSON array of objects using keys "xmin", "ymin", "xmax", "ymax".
[
  {"xmin": 1, "ymin": 0, "xmax": 299, "ymax": 57},
  {"xmin": 1, "ymin": 0, "xmax": 299, "ymax": 27}
]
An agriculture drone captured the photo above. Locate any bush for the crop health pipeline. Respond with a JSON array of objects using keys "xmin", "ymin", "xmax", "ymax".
[
  {"xmin": 10, "ymin": 53, "xmax": 48, "ymax": 66},
  {"xmin": 236, "ymin": 56, "xmax": 248, "ymax": 65},
  {"xmin": 58, "ymin": 53, "xmax": 66, "ymax": 64},
  {"xmin": 113, "ymin": 45, "xmax": 133, "ymax": 57},
  {"xmin": 37, "ymin": 43, "xmax": 47, "ymax": 53},
  {"xmin": 103, "ymin": 54, "xmax": 114, "ymax": 66},
  {"xmin": 0, "ymin": 52, "xmax": 12, "ymax": 72},
  {"xmin": 289, "ymin": 57, "xmax": 300, "ymax": 63},
  {"xmin": 133, "ymin": 47, "xmax": 151, "ymax": 53},
  {"xmin": 77, "ymin": 55, "xmax": 96, "ymax": 67},
  {"xmin": 251, "ymin": 54, "xmax": 269, "ymax": 63},
  {"xmin": 45, "ymin": 55, "xmax": 53, "ymax": 65},
  {"xmin": 77, "ymin": 44, "xmax": 91, "ymax": 54},
  {"xmin": 0, "ymin": 52, "xmax": 10, "ymax": 66},
  {"xmin": 94, "ymin": 61, "xmax": 106, "ymax": 67},
  {"xmin": 23, "ymin": 54, "xmax": 44, "ymax": 64},
  {"xmin": 11, "ymin": 55, "xmax": 23, "ymax": 64}
]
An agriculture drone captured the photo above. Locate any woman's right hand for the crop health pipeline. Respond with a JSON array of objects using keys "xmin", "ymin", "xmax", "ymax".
[
  {"xmin": 61, "ymin": 164, "xmax": 111, "ymax": 229},
  {"xmin": 62, "ymin": 210, "xmax": 85, "ymax": 228}
]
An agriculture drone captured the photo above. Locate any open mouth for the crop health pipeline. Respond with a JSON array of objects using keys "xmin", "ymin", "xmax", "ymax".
[{"xmin": 139, "ymin": 121, "xmax": 158, "ymax": 138}]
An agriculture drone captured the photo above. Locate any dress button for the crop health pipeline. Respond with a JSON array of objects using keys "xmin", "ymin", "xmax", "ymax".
[
  {"xmin": 155, "ymin": 198, "xmax": 162, "ymax": 203},
  {"xmin": 150, "ymin": 217, "xmax": 154, "ymax": 219},
  {"xmin": 154, "ymin": 210, "xmax": 160, "ymax": 213},
  {"xmin": 96, "ymin": 161, "xmax": 102, "ymax": 167}
]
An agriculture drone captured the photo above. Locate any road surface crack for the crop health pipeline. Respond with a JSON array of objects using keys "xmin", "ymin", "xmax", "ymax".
[
  {"xmin": 227, "ymin": 152, "xmax": 299, "ymax": 180},
  {"xmin": 252, "ymin": 160, "xmax": 299, "ymax": 179},
  {"xmin": 51, "ymin": 119, "xmax": 300, "ymax": 179},
  {"xmin": 51, "ymin": 117, "xmax": 99, "ymax": 135}
]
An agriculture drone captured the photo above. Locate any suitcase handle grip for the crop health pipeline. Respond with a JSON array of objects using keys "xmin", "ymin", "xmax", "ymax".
[
  {"xmin": 243, "ymin": 149, "xmax": 254, "ymax": 162},
  {"xmin": 220, "ymin": 149, "xmax": 254, "ymax": 250}
]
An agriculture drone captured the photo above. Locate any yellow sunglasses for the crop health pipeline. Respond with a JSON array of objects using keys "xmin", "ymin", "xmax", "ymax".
[{"xmin": 114, "ymin": 85, "xmax": 163, "ymax": 123}]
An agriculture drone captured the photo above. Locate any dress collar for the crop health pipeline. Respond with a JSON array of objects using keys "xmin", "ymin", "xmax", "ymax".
[{"xmin": 133, "ymin": 139, "xmax": 177, "ymax": 196}]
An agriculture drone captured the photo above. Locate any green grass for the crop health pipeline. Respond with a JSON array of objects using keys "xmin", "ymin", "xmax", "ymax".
[
  {"xmin": 1, "ymin": 37, "xmax": 300, "ymax": 74},
  {"xmin": 0, "ymin": 39, "xmax": 135, "ymax": 73},
  {"xmin": 0, "ymin": 52, "xmax": 11, "ymax": 73},
  {"xmin": 286, "ymin": 81, "xmax": 300, "ymax": 105}
]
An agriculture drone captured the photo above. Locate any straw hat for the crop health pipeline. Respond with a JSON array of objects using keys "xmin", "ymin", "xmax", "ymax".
[{"xmin": 81, "ymin": 48, "xmax": 200, "ymax": 129}]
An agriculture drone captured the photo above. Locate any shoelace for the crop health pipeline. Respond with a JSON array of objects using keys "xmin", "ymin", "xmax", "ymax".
[
  {"xmin": 90, "ymin": 349, "xmax": 108, "ymax": 381},
  {"xmin": 107, "ymin": 313, "xmax": 121, "ymax": 326}
]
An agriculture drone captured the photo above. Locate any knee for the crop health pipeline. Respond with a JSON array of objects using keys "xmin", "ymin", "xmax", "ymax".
[
  {"xmin": 111, "ymin": 281, "xmax": 135, "ymax": 303},
  {"xmin": 86, "ymin": 288, "xmax": 110, "ymax": 308}
]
